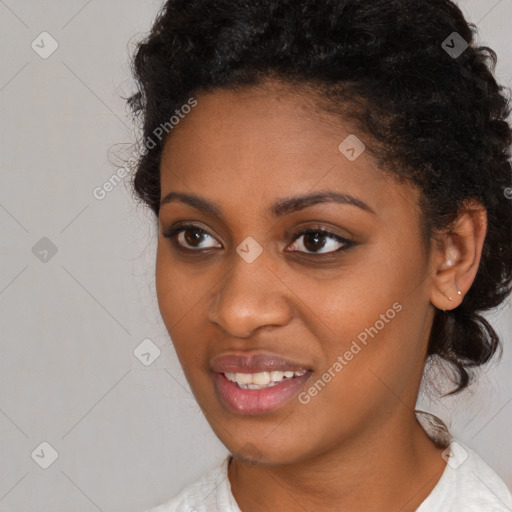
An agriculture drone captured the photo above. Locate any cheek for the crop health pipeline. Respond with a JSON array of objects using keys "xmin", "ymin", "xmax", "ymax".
[
  {"xmin": 155, "ymin": 243, "xmax": 202, "ymax": 329},
  {"xmin": 155, "ymin": 244, "xmax": 201, "ymax": 371},
  {"xmin": 283, "ymin": 242, "xmax": 430, "ymax": 399},
  {"xmin": 155, "ymin": 243, "xmax": 216, "ymax": 380},
  {"xmin": 155, "ymin": 245, "xmax": 178, "ymax": 327},
  {"xmin": 290, "ymin": 296, "xmax": 425, "ymax": 450}
]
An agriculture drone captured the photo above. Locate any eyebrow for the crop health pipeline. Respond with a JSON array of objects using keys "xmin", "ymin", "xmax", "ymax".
[{"xmin": 159, "ymin": 190, "xmax": 375, "ymax": 218}]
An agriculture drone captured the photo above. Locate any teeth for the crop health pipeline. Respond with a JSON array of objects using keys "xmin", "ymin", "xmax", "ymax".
[
  {"xmin": 252, "ymin": 371, "xmax": 270, "ymax": 385},
  {"xmin": 224, "ymin": 369, "xmax": 307, "ymax": 389},
  {"xmin": 270, "ymin": 371, "xmax": 284, "ymax": 382},
  {"xmin": 235, "ymin": 373, "xmax": 253, "ymax": 386},
  {"xmin": 246, "ymin": 382, "xmax": 277, "ymax": 389}
]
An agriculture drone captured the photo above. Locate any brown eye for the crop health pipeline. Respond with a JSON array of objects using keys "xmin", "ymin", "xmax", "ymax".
[
  {"xmin": 183, "ymin": 228, "xmax": 208, "ymax": 247},
  {"xmin": 302, "ymin": 231, "xmax": 327, "ymax": 252},
  {"xmin": 163, "ymin": 224, "xmax": 222, "ymax": 250},
  {"xmin": 287, "ymin": 229, "xmax": 352, "ymax": 255}
]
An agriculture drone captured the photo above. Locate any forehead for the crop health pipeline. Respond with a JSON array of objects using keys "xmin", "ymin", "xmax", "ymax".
[
  {"xmin": 162, "ymin": 82, "xmax": 340, "ymax": 164},
  {"xmin": 159, "ymin": 82, "xmax": 418, "ymax": 223}
]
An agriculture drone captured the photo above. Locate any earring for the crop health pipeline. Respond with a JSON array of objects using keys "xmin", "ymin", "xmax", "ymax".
[{"xmin": 447, "ymin": 289, "xmax": 461, "ymax": 302}]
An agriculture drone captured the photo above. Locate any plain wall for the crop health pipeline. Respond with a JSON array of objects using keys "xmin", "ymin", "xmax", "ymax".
[{"xmin": 0, "ymin": 1, "xmax": 510, "ymax": 510}]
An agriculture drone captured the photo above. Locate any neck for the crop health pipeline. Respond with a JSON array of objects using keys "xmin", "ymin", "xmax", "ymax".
[{"xmin": 228, "ymin": 409, "xmax": 447, "ymax": 512}]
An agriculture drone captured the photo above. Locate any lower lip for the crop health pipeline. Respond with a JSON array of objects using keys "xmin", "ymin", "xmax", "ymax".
[{"xmin": 213, "ymin": 372, "xmax": 312, "ymax": 415}]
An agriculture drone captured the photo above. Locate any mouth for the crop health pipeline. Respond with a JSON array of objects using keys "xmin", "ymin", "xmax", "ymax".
[
  {"xmin": 213, "ymin": 370, "xmax": 312, "ymax": 415},
  {"xmin": 210, "ymin": 352, "xmax": 313, "ymax": 415},
  {"xmin": 223, "ymin": 369, "xmax": 308, "ymax": 389}
]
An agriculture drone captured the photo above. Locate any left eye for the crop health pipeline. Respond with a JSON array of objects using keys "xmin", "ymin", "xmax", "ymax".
[{"xmin": 287, "ymin": 229, "xmax": 351, "ymax": 254}]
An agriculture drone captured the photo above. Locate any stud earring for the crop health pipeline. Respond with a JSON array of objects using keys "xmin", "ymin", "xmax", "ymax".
[{"xmin": 447, "ymin": 290, "xmax": 461, "ymax": 302}]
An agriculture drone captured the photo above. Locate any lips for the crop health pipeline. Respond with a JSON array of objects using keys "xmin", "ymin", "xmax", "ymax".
[
  {"xmin": 211, "ymin": 352, "xmax": 311, "ymax": 374},
  {"xmin": 213, "ymin": 371, "xmax": 311, "ymax": 415},
  {"xmin": 210, "ymin": 352, "xmax": 313, "ymax": 415}
]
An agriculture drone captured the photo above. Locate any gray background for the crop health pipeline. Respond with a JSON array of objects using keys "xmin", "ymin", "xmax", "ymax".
[{"xmin": 0, "ymin": 1, "xmax": 510, "ymax": 511}]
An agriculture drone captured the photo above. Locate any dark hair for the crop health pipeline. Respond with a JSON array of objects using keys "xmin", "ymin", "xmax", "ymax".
[{"xmin": 127, "ymin": 0, "xmax": 512, "ymax": 394}]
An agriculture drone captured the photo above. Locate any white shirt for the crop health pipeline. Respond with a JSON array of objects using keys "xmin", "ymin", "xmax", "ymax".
[{"xmin": 146, "ymin": 414, "xmax": 512, "ymax": 512}]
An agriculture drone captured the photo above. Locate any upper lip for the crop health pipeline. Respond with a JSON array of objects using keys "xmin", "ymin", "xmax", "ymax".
[{"xmin": 211, "ymin": 352, "xmax": 311, "ymax": 374}]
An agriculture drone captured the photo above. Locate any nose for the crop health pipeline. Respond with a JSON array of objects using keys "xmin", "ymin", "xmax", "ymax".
[{"xmin": 207, "ymin": 254, "xmax": 293, "ymax": 338}]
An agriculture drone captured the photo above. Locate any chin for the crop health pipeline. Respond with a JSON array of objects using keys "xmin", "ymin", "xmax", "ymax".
[{"xmin": 226, "ymin": 435, "xmax": 315, "ymax": 467}]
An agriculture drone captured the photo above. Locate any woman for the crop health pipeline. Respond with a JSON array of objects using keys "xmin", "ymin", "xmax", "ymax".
[{"xmin": 127, "ymin": 0, "xmax": 512, "ymax": 510}]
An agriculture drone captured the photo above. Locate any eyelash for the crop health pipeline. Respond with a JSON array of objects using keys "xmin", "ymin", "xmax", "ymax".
[{"xmin": 162, "ymin": 223, "xmax": 353, "ymax": 256}]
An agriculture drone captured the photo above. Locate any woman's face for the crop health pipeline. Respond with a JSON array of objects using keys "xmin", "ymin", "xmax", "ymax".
[{"xmin": 156, "ymin": 82, "xmax": 438, "ymax": 465}]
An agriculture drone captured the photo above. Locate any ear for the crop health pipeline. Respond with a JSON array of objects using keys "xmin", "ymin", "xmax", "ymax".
[{"xmin": 430, "ymin": 199, "xmax": 487, "ymax": 311}]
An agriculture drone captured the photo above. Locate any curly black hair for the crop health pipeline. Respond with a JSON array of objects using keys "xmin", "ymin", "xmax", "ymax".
[{"xmin": 127, "ymin": 0, "xmax": 512, "ymax": 395}]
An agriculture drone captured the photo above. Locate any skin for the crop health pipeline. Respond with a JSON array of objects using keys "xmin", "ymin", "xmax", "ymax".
[{"xmin": 155, "ymin": 79, "xmax": 487, "ymax": 511}]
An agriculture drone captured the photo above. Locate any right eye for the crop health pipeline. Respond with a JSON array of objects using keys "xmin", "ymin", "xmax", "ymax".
[{"xmin": 162, "ymin": 224, "xmax": 223, "ymax": 251}]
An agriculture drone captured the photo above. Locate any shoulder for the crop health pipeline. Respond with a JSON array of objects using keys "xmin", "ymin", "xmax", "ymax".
[
  {"xmin": 144, "ymin": 455, "xmax": 234, "ymax": 512},
  {"xmin": 418, "ymin": 441, "xmax": 512, "ymax": 512}
]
